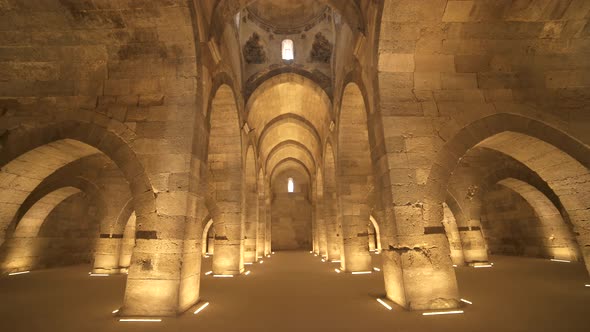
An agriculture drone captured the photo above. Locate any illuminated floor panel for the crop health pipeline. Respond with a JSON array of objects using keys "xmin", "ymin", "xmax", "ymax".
[{"xmin": 0, "ymin": 253, "xmax": 588, "ymax": 332}]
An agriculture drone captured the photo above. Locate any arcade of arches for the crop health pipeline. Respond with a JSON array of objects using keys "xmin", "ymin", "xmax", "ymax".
[{"xmin": 1, "ymin": 1, "xmax": 589, "ymax": 331}]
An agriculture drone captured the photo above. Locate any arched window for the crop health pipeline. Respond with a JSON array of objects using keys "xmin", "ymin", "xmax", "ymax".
[
  {"xmin": 282, "ymin": 39, "xmax": 294, "ymax": 60},
  {"xmin": 287, "ymin": 177, "xmax": 294, "ymax": 193}
]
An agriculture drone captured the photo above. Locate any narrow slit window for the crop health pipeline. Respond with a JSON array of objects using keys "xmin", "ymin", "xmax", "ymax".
[
  {"xmin": 282, "ymin": 39, "xmax": 294, "ymax": 60},
  {"xmin": 287, "ymin": 177, "xmax": 294, "ymax": 193}
]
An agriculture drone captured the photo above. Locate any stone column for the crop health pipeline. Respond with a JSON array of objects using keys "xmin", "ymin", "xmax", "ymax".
[
  {"xmin": 243, "ymin": 191, "xmax": 258, "ymax": 263},
  {"xmin": 93, "ymin": 235, "xmax": 123, "ymax": 274},
  {"xmin": 118, "ymin": 213, "xmax": 136, "ymax": 272},
  {"xmin": 340, "ymin": 196, "xmax": 371, "ymax": 271},
  {"xmin": 264, "ymin": 180, "xmax": 272, "ymax": 255},
  {"xmin": 317, "ymin": 195, "xmax": 328, "ymax": 257},
  {"xmin": 212, "ymin": 209, "xmax": 244, "ymax": 274},
  {"xmin": 324, "ymin": 192, "xmax": 340, "ymax": 261},
  {"xmin": 256, "ymin": 190, "xmax": 266, "ymax": 258},
  {"xmin": 459, "ymin": 223, "xmax": 489, "ymax": 263}
]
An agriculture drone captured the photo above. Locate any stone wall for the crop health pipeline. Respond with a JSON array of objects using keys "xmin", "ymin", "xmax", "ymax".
[{"xmin": 271, "ymin": 172, "xmax": 312, "ymax": 250}]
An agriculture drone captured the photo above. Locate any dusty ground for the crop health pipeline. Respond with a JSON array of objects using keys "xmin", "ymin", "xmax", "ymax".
[{"xmin": 1, "ymin": 252, "xmax": 588, "ymax": 332}]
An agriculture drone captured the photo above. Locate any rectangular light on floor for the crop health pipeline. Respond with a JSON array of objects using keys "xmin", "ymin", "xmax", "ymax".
[
  {"xmin": 335, "ymin": 268, "xmax": 341, "ymax": 273},
  {"xmin": 422, "ymin": 310, "xmax": 464, "ymax": 316},
  {"xmin": 266, "ymin": 255, "xmax": 271, "ymax": 258},
  {"xmin": 259, "ymin": 260, "xmax": 264, "ymax": 264},
  {"xmin": 244, "ymin": 262, "xmax": 253, "ymax": 265},
  {"xmin": 460, "ymin": 298, "xmax": 473, "ymax": 305},
  {"xmin": 112, "ymin": 309, "xmax": 119, "ymax": 314},
  {"xmin": 376, "ymin": 298, "xmax": 392, "ymax": 310},
  {"xmin": 205, "ymin": 271, "xmax": 213, "ymax": 275},
  {"xmin": 213, "ymin": 274, "xmax": 234, "ymax": 278},
  {"xmin": 422, "ymin": 310, "xmax": 463, "ymax": 316},
  {"xmin": 473, "ymin": 265, "xmax": 492, "ymax": 268},
  {"xmin": 8, "ymin": 271, "xmax": 30, "ymax": 276},
  {"xmin": 351, "ymin": 271, "xmax": 372, "ymax": 275},
  {"xmin": 120, "ymin": 318, "xmax": 162, "ymax": 322},
  {"xmin": 550, "ymin": 259, "xmax": 571, "ymax": 263},
  {"xmin": 331, "ymin": 260, "xmax": 341, "ymax": 263},
  {"xmin": 321, "ymin": 258, "xmax": 326, "ymax": 262},
  {"xmin": 89, "ymin": 273, "xmax": 109, "ymax": 277},
  {"xmin": 193, "ymin": 302, "xmax": 210, "ymax": 315},
  {"xmin": 585, "ymin": 284, "xmax": 590, "ymax": 287},
  {"xmin": 373, "ymin": 267, "xmax": 381, "ymax": 272},
  {"xmin": 453, "ymin": 265, "xmax": 458, "ymax": 267},
  {"xmin": 310, "ymin": 251, "xmax": 313, "ymax": 253},
  {"xmin": 272, "ymin": 252, "xmax": 275, "ymax": 255},
  {"xmin": 245, "ymin": 271, "xmax": 251, "ymax": 276}
]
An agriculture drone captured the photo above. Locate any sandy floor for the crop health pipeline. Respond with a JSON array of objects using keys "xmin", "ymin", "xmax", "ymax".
[{"xmin": 1, "ymin": 252, "xmax": 588, "ymax": 332}]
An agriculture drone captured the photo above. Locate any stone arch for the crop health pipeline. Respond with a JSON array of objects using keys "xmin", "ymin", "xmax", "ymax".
[
  {"xmin": 1, "ymin": 187, "xmax": 82, "ymax": 272},
  {"xmin": 207, "ymin": 84, "xmax": 244, "ymax": 275},
  {"xmin": 427, "ymin": 113, "xmax": 590, "ymax": 275},
  {"xmin": 494, "ymin": 178, "xmax": 580, "ymax": 261},
  {"xmin": 336, "ymin": 82, "xmax": 373, "ymax": 272}
]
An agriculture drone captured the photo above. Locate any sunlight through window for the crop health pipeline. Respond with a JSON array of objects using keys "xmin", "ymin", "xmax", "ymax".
[
  {"xmin": 287, "ymin": 177, "xmax": 294, "ymax": 193},
  {"xmin": 282, "ymin": 39, "xmax": 294, "ymax": 60}
]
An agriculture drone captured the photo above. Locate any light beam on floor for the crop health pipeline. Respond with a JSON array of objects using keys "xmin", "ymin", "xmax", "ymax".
[
  {"xmin": 351, "ymin": 271, "xmax": 372, "ymax": 275},
  {"xmin": 460, "ymin": 298, "xmax": 473, "ymax": 305},
  {"xmin": 120, "ymin": 318, "xmax": 162, "ymax": 322},
  {"xmin": 550, "ymin": 259, "xmax": 571, "ymax": 263},
  {"xmin": 8, "ymin": 271, "xmax": 30, "ymax": 276},
  {"xmin": 376, "ymin": 298, "xmax": 392, "ymax": 310},
  {"xmin": 422, "ymin": 310, "xmax": 464, "ymax": 316},
  {"xmin": 193, "ymin": 302, "xmax": 210, "ymax": 315}
]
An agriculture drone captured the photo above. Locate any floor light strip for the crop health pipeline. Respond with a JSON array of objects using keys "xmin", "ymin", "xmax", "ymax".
[
  {"xmin": 460, "ymin": 298, "xmax": 473, "ymax": 305},
  {"xmin": 550, "ymin": 259, "xmax": 571, "ymax": 263},
  {"xmin": 213, "ymin": 274, "xmax": 234, "ymax": 278},
  {"xmin": 422, "ymin": 310, "xmax": 464, "ymax": 316},
  {"xmin": 8, "ymin": 271, "xmax": 30, "ymax": 276},
  {"xmin": 331, "ymin": 260, "xmax": 341, "ymax": 263},
  {"xmin": 272, "ymin": 252, "xmax": 275, "ymax": 255},
  {"xmin": 335, "ymin": 268, "xmax": 341, "ymax": 273},
  {"xmin": 376, "ymin": 298, "xmax": 392, "ymax": 310},
  {"xmin": 585, "ymin": 284, "xmax": 590, "ymax": 287},
  {"xmin": 245, "ymin": 271, "xmax": 251, "ymax": 276},
  {"xmin": 205, "ymin": 271, "xmax": 213, "ymax": 276},
  {"xmin": 259, "ymin": 260, "xmax": 264, "ymax": 264},
  {"xmin": 453, "ymin": 264, "xmax": 458, "ymax": 267},
  {"xmin": 244, "ymin": 262, "xmax": 253, "ymax": 265},
  {"xmin": 120, "ymin": 318, "xmax": 162, "ymax": 322},
  {"xmin": 473, "ymin": 264, "xmax": 493, "ymax": 268},
  {"xmin": 193, "ymin": 302, "xmax": 210, "ymax": 315},
  {"xmin": 373, "ymin": 267, "xmax": 381, "ymax": 272},
  {"xmin": 321, "ymin": 258, "xmax": 326, "ymax": 262},
  {"xmin": 89, "ymin": 273, "xmax": 109, "ymax": 277},
  {"xmin": 351, "ymin": 271, "xmax": 372, "ymax": 275}
]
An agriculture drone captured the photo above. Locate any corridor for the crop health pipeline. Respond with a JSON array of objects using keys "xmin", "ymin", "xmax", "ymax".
[{"xmin": 1, "ymin": 252, "xmax": 588, "ymax": 332}]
